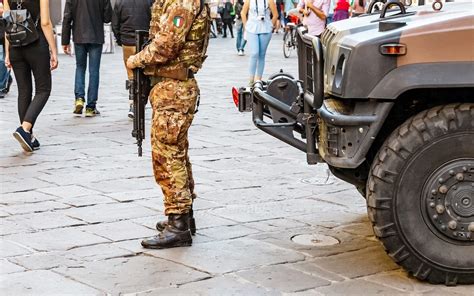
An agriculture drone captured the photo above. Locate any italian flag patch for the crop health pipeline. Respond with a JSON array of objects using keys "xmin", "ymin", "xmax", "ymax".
[{"xmin": 173, "ymin": 16, "xmax": 184, "ymax": 28}]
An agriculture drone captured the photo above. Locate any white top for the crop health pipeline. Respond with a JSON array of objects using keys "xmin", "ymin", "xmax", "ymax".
[{"xmin": 245, "ymin": 0, "xmax": 273, "ymax": 34}]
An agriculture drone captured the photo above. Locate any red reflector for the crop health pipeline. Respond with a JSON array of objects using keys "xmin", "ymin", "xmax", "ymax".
[
  {"xmin": 232, "ymin": 87, "xmax": 239, "ymax": 107},
  {"xmin": 380, "ymin": 44, "xmax": 407, "ymax": 56}
]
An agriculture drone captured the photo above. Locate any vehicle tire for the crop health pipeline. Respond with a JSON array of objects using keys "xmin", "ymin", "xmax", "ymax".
[
  {"xmin": 367, "ymin": 103, "xmax": 474, "ymax": 285},
  {"xmin": 283, "ymin": 30, "xmax": 293, "ymax": 58}
]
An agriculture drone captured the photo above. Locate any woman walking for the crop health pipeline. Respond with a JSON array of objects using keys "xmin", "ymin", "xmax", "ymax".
[
  {"xmin": 4, "ymin": 0, "xmax": 58, "ymax": 152},
  {"xmin": 351, "ymin": 0, "xmax": 366, "ymax": 17},
  {"xmin": 241, "ymin": 0, "xmax": 278, "ymax": 84},
  {"xmin": 332, "ymin": 0, "xmax": 350, "ymax": 22}
]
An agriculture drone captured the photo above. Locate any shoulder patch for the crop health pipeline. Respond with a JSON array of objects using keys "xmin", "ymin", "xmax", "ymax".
[{"xmin": 173, "ymin": 16, "xmax": 185, "ymax": 28}]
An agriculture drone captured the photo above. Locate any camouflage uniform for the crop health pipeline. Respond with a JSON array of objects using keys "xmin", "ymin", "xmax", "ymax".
[{"xmin": 129, "ymin": 0, "xmax": 210, "ymax": 215}]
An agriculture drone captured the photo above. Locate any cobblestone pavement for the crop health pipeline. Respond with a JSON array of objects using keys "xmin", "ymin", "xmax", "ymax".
[{"xmin": 0, "ymin": 36, "xmax": 469, "ymax": 295}]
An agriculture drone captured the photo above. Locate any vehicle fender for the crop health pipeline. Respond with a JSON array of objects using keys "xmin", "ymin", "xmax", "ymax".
[{"xmin": 368, "ymin": 62, "xmax": 474, "ymax": 99}]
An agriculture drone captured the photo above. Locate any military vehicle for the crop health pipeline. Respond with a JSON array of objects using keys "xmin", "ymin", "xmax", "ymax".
[{"xmin": 234, "ymin": 1, "xmax": 473, "ymax": 285}]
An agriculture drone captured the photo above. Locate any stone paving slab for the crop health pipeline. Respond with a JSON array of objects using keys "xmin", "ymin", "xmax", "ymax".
[
  {"xmin": 313, "ymin": 278, "xmax": 402, "ymax": 295},
  {"xmin": 62, "ymin": 202, "xmax": 158, "ymax": 224},
  {"xmin": 0, "ymin": 239, "xmax": 33, "ymax": 258},
  {"xmin": 3, "ymin": 201, "xmax": 70, "ymax": 215},
  {"xmin": 55, "ymin": 255, "xmax": 209, "ymax": 294},
  {"xmin": 10, "ymin": 244, "xmax": 135, "ymax": 270},
  {"xmin": 5, "ymin": 228, "xmax": 110, "ymax": 251},
  {"xmin": 0, "ymin": 270, "xmax": 100, "ymax": 295},
  {"xmin": 249, "ymin": 226, "xmax": 378, "ymax": 259},
  {"xmin": 139, "ymin": 275, "xmax": 280, "ymax": 296},
  {"xmin": 77, "ymin": 220, "xmax": 157, "ymax": 241},
  {"xmin": 238, "ymin": 265, "xmax": 331, "ymax": 293},
  {"xmin": 0, "ymin": 258, "xmax": 25, "ymax": 274},
  {"xmin": 311, "ymin": 246, "xmax": 400, "ymax": 279},
  {"xmin": 145, "ymin": 238, "xmax": 305, "ymax": 274}
]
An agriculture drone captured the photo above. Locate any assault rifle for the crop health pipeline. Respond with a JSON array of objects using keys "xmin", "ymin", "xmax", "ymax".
[{"xmin": 130, "ymin": 30, "xmax": 151, "ymax": 157}]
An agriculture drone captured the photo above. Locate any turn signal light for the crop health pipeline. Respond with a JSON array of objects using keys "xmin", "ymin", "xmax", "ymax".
[
  {"xmin": 380, "ymin": 44, "xmax": 407, "ymax": 56},
  {"xmin": 232, "ymin": 87, "xmax": 239, "ymax": 107}
]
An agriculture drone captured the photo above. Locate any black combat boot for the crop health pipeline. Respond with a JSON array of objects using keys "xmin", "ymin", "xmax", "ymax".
[
  {"xmin": 156, "ymin": 208, "xmax": 196, "ymax": 235},
  {"xmin": 142, "ymin": 214, "xmax": 192, "ymax": 249}
]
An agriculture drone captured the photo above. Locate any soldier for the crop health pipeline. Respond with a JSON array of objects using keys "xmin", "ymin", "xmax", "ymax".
[{"xmin": 127, "ymin": 0, "xmax": 210, "ymax": 249}]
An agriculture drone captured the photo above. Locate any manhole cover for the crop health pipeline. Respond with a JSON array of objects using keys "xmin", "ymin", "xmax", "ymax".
[
  {"xmin": 300, "ymin": 169, "xmax": 335, "ymax": 186},
  {"xmin": 291, "ymin": 234, "xmax": 340, "ymax": 247}
]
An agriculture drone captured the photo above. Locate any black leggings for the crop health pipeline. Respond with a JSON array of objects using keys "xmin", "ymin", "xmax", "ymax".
[
  {"xmin": 223, "ymin": 20, "xmax": 234, "ymax": 38},
  {"xmin": 10, "ymin": 37, "xmax": 51, "ymax": 128}
]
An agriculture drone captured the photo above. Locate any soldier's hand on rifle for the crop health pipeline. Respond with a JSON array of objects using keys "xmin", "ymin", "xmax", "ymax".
[{"xmin": 127, "ymin": 55, "xmax": 137, "ymax": 70}]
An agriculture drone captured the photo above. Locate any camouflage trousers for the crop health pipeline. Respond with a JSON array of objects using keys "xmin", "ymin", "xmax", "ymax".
[{"xmin": 150, "ymin": 78, "xmax": 198, "ymax": 215}]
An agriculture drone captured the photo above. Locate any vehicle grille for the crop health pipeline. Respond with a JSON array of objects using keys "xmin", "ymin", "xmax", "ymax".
[
  {"xmin": 321, "ymin": 28, "xmax": 336, "ymax": 47},
  {"xmin": 297, "ymin": 30, "xmax": 315, "ymax": 95}
]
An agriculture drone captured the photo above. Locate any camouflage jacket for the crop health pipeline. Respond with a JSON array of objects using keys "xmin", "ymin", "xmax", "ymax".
[{"xmin": 130, "ymin": 0, "xmax": 211, "ymax": 80}]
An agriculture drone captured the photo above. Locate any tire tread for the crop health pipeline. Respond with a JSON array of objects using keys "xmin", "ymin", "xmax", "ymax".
[{"xmin": 367, "ymin": 103, "xmax": 474, "ymax": 285}]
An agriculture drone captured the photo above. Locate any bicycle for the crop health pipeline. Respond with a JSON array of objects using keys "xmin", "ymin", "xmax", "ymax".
[{"xmin": 282, "ymin": 14, "xmax": 301, "ymax": 58}]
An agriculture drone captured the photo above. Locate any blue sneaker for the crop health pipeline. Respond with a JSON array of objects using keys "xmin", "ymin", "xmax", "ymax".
[
  {"xmin": 13, "ymin": 127, "xmax": 33, "ymax": 152},
  {"xmin": 31, "ymin": 136, "xmax": 40, "ymax": 150}
]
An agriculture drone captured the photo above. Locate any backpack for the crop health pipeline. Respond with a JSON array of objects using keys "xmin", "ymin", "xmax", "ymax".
[{"xmin": 4, "ymin": 0, "xmax": 39, "ymax": 47}]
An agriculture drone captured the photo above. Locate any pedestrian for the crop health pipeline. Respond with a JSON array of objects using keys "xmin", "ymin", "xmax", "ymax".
[
  {"xmin": 127, "ymin": 0, "xmax": 211, "ymax": 249},
  {"xmin": 298, "ymin": 0, "xmax": 330, "ymax": 37},
  {"xmin": 61, "ymin": 0, "xmax": 112, "ymax": 117},
  {"xmin": 222, "ymin": 0, "xmax": 234, "ymax": 38},
  {"xmin": 283, "ymin": 0, "xmax": 298, "ymax": 28},
  {"xmin": 112, "ymin": 0, "xmax": 153, "ymax": 119},
  {"xmin": 351, "ymin": 0, "xmax": 366, "ymax": 17},
  {"xmin": 4, "ymin": 0, "xmax": 58, "ymax": 152},
  {"xmin": 275, "ymin": 0, "xmax": 284, "ymax": 32},
  {"xmin": 234, "ymin": 0, "xmax": 247, "ymax": 55},
  {"xmin": 241, "ymin": 0, "xmax": 279, "ymax": 84},
  {"xmin": 0, "ymin": 0, "xmax": 13, "ymax": 98},
  {"xmin": 332, "ymin": 0, "xmax": 350, "ymax": 21}
]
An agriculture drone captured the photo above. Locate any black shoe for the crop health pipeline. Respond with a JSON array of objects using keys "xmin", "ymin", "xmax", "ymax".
[
  {"xmin": 142, "ymin": 214, "xmax": 193, "ymax": 249},
  {"xmin": 156, "ymin": 209, "xmax": 196, "ymax": 235},
  {"xmin": 13, "ymin": 127, "xmax": 33, "ymax": 152},
  {"xmin": 1, "ymin": 76, "xmax": 13, "ymax": 94},
  {"xmin": 31, "ymin": 136, "xmax": 40, "ymax": 150}
]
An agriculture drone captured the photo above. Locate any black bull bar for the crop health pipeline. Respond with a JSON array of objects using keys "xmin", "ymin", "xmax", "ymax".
[{"xmin": 251, "ymin": 27, "xmax": 324, "ymax": 164}]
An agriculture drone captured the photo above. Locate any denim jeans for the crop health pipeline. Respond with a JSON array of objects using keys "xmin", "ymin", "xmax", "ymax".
[
  {"xmin": 235, "ymin": 20, "xmax": 247, "ymax": 51},
  {"xmin": 247, "ymin": 32, "xmax": 272, "ymax": 78},
  {"xmin": 0, "ymin": 45, "xmax": 11, "ymax": 90},
  {"xmin": 74, "ymin": 43, "xmax": 103, "ymax": 109}
]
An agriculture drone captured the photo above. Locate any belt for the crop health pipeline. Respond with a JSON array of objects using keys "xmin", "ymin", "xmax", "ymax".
[{"xmin": 150, "ymin": 70, "xmax": 195, "ymax": 86}]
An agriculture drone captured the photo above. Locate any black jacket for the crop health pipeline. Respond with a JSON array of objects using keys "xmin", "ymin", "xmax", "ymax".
[
  {"xmin": 112, "ymin": 0, "xmax": 153, "ymax": 46},
  {"xmin": 222, "ymin": 2, "xmax": 234, "ymax": 21},
  {"xmin": 62, "ymin": 0, "xmax": 112, "ymax": 45}
]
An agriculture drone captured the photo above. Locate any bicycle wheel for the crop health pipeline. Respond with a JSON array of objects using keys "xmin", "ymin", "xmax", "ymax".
[
  {"xmin": 291, "ymin": 28, "xmax": 298, "ymax": 51},
  {"xmin": 283, "ymin": 29, "xmax": 293, "ymax": 58}
]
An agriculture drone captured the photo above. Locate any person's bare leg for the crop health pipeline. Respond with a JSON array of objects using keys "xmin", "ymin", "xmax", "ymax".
[{"xmin": 21, "ymin": 121, "xmax": 32, "ymax": 132}]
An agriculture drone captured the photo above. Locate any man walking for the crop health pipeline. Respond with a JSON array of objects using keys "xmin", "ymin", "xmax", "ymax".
[
  {"xmin": 62, "ymin": 0, "xmax": 112, "ymax": 117},
  {"xmin": 112, "ymin": 0, "xmax": 153, "ymax": 119},
  {"xmin": 127, "ymin": 0, "xmax": 211, "ymax": 249}
]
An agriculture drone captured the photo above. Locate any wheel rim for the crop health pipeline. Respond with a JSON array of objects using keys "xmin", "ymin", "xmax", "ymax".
[{"xmin": 423, "ymin": 160, "xmax": 474, "ymax": 243}]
